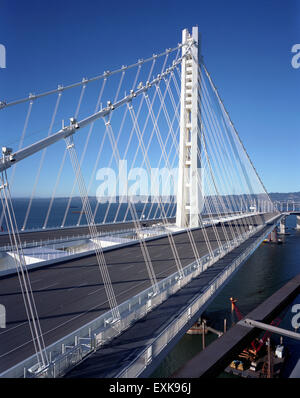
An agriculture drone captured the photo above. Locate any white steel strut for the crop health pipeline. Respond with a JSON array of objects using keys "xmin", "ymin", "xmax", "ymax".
[
  {"xmin": 0, "ymin": 56, "xmax": 187, "ymax": 173},
  {"xmin": 176, "ymin": 27, "xmax": 203, "ymax": 228}
]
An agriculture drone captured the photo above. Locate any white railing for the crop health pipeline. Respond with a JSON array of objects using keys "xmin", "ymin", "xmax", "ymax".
[
  {"xmin": 0, "ymin": 228, "xmax": 137, "ymax": 253},
  {"xmin": 0, "ymin": 211, "xmax": 266, "ymax": 253},
  {"xmin": 0, "ymin": 216, "xmax": 173, "ymax": 243},
  {"xmin": 116, "ymin": 221, "xmax": 280, "ymax": 378}
]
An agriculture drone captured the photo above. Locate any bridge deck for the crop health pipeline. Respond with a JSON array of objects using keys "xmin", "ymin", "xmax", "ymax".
[
  {"xmin": 65, "ymin": 219, "xmax": 279, "ymax": 378},
  {"xmin": 0, "ymin": 213, "xmax": 275, "ymax": 374},
  {"xmin": 0, "ymin": 218, "xmax": 171, "ymax": 247},
  {"xmin": 0, "ymin": 212, "xmax": 243, "ymax": 247}
]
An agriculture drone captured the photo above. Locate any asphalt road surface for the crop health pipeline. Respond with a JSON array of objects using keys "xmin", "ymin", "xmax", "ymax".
[
  {"xmin": 0, "ymin": 213, "xmax": 275, "ymax": 373},
  {"xmin": 0, "ymin": 218, "xmax": 174, "ymax": 247}
]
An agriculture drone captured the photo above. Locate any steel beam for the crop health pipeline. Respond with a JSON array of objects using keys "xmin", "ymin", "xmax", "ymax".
[
  {"xmin": 0, "ymin": 55, "xmax": 188, "ymax": 173},
  {"xmin": 0, "ymin": 44, "xmax": 186, "ymax": 110},
  {"xmin": 239, "ymin": 318, "xmax": 300, "ymax": 340}
]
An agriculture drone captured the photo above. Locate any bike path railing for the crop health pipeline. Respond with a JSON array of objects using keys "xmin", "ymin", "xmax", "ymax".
[{"xmin": 117, "ymin": 220, "xmax": 281, "ymax": 377}]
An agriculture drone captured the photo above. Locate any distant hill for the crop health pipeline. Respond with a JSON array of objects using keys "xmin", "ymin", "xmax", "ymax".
[
  {"xmin": 269, "ymin": 192, "xmax": 300, "ymax": 202},
  {"xmin": 13, "ymin": 192, "xmax": 300, "ymax": 203}
]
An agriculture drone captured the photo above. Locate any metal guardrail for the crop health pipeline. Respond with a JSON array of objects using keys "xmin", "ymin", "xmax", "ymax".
[
  {"xmin": 0, "ymin": 227, "xmax": 167, "ymax": 274},
  {"xmin": 0, "ymin": 227, "xmax": 137, "ymax": 253},
  {"xmin": 116, "ymin": 220, "xmax": 280, "ymax": 378},
  {"xmin": 0, "ymin": 211, "xmax": 261, "ymax": 253},
  {"xmin": 0, "ymin": 216, "xmax": 172, "ymax": 242}
]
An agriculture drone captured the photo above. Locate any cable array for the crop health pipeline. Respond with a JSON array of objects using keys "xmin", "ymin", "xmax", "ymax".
[{"xmin": 0, "ymin": 31, "xmax": 278, "ymax": 370}]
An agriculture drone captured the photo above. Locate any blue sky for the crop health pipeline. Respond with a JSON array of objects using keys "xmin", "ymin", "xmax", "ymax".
[{"xmin": 0, "ymin": 0, "xmax": 299, "ymax": 195}]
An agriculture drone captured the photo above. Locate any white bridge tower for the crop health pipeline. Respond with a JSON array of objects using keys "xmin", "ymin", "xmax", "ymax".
[{"xmin": 176, "ymin": 26, "xmax": 203, "ymax": 228}]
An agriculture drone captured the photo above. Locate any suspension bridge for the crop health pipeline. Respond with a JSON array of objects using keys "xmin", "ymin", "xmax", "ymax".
[{"xmin": 0, "ymin": 27, "xmax": 286, "ymax": 378}]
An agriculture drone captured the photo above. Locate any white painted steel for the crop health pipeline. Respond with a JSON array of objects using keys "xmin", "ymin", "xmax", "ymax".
[
  {"xmin": 240, "ymin": 318, "xmax": 300, "ymax": 340},
  {"xmin": 0, "ymin": 57, "xmax": 186, "ymax": 173},
  {"xmin": 176, "ymin": 27, "xmax": 202, "ymax": 228}
]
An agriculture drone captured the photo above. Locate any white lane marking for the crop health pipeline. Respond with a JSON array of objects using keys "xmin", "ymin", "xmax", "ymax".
[
  {"xmin": 87, "ymin": 287, "xmax": 103, "ymax": 296},
  {"xmin": 40, "ymin": 282, "xmax": 59, "ymax": 290},
  {"xmin": 67, "ymin": 282, "xmax": 87, "ymax": 292},
  {"xmin": 123, "ymin": 264, "xmax": 135, "ymax": 270},
  {"xmin": 0, "ymin": 321, "xmax": 27, "ymax": 336}
]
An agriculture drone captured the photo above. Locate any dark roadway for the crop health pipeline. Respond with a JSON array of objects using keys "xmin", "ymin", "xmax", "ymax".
[
  {"xmin": 0, "ymin": 212, "xmax": 249, "ymax": 247},
  {"xmin": 0, "ymin": 213, "xmax": 276, "ymax": 374},
  {"xmin": 0, "ymin": 218, "xmax": 173, "ymax": 247}
]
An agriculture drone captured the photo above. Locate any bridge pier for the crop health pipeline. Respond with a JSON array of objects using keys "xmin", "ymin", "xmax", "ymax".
[
  {"xmin": 279, "ymin": 217, "xmax": 286, "ymax": 235},
  {"xmin": 296, "ymin": 215, "xmax": 300, "ymax": 230},
  {"xmin": 267, "ymin": 227, "xmax": 278, "ymax": 243}
]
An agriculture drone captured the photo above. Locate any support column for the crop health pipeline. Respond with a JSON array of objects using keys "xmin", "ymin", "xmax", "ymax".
[
  {"xmin": 267, "ymin": 227, "xmax": 278, "ymax": 243},
  {"xmin": 279, "ymin": 217, "xmax": 286, "ymax": 234},
  {"xmin": 296, "ymin": 215, "xmax": 300, "ymax": 230},
  {"xmin": 176, "ymin": 26, "xmax": 203, "ymax": 228}
]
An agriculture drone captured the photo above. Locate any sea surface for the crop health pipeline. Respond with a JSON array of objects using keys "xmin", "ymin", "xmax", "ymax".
[
  {"xmin": 151, "ymin": 214, "xmax": 300, "ymax": 378},
  {"xmin": 0, "ymin": 198, "xmax": 170, "ymax": 230}
]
